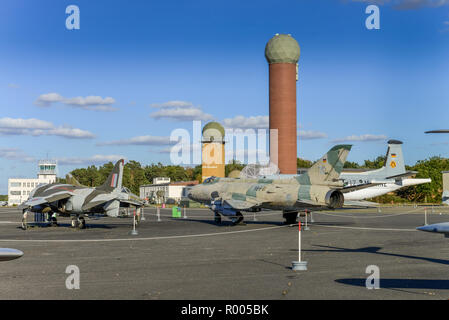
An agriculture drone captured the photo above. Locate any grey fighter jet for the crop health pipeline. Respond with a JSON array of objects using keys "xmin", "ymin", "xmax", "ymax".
[
  {"xmin": 19, "ymin": 159, "xmax": 144, "ymax": 229},
  {"xmin": 188, "ymin": 145, "xmax": 380, "ymax": 225}
]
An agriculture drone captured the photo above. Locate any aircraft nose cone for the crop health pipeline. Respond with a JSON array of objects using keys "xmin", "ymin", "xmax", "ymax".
[
  {"xmin": 417, "ymin": 225, "xmax": 438, "ymax": 233},
  {"xmin": 187, "ymin": 188, "xmax": 197, "ymax": 201}
]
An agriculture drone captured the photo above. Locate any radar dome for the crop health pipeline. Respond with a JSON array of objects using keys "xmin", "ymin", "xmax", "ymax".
[
  {"xmin": 202, "ymin": 122, "xmax": 225, "ymax": 142},
  {"xmin": 265, "ymin": 34, "xmax": 300, "ymax": 64}
]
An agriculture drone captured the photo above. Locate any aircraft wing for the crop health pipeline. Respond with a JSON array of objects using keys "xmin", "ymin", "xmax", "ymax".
[
  {"xmin": 296, "ymin": 199, "xmax": 323, "ymax": 207},
  {"xmin": 0, "ymin": 248, "xmax": 23, "ymax": 261},
  {"xmin": 20, "ymin": 192, "xmax": 73, "ymax": 209},
  {"xmin": 340, "ymin": 183, "xmax": 383, "ymax": 194},
  {"xmin": 222, "ymin": 196, "xmax": 265, "ymax": 210},
  {"xmin": 119, "ymin": 199, "xmax": 145, "ymax": 207},
  {"xmin": 344, "ymin": 200, "xmax": 379, "ymax": 208},
  {"xmin": 81, "ymin": 200, "xmax": 111, "ymax": 211},
  {"xmin": 425, "ymin": 130, "xmax": 449, "ymax": 133},
  {"xmin": 417, "ymin": 222, "xmax": 449, "ymax": 237},
  {"xmin": 385, "ymin": 171, "xmax": 418, "ymax": 180}
]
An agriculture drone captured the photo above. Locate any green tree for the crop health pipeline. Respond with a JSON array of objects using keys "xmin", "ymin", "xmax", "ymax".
[
  {"xmin": 297, "ymin": 158, "xmax": 313, "ymax": 168},
  {"xmin": 397, "ymin": 157, "xmax": 449, "ymax": 203},
  {"xmin": 343, "ymin": 161, "xmax": 361, "ymax": 169},
  {"xmin": 225, "ymin": 160, "xmax": 245, "ymax": 176},
  {"xmin": 363, "ymin": 156, "xmax": 385, "ymax": 169}
]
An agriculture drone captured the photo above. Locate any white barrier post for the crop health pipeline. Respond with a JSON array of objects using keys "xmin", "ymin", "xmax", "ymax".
[
  {"xmin": 304, "ymin": 210, "xmax": 310, "ymax": 231},
  {"xmin": 130, "ymin": 209, "xmax": 138, "ymax": 235},
  {"xmin": 183, "ymin": 206, "xmax": 187, "ymax": 219},
  {"xmin": 291, "ymin": 221, "xmax": 307, "ymax": 271},
  {"xmin": 424, "ymin": 208, "xmax": 428, "ymax": 226},
  {"xmin": 141, "ymin": 207, "xmax": 146, "ymax": 221},
  {"xmin": 157, "ymin": 206, "xmax": 161, "ymax": 222}
]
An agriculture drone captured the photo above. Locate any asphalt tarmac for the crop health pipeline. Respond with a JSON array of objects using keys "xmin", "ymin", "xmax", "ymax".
[{"xmin": 0, "ymin": 205, "xmax": 448, "ymax": 300}]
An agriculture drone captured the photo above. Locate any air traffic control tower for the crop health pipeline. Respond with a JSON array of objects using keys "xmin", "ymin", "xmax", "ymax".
[
  {"xmin": 202, "ymin": 122, "xmax": 225, "ymax": 181},
  {"xmin": 265, "ymin": 34, "xmax": 300, "ymax": 174}
]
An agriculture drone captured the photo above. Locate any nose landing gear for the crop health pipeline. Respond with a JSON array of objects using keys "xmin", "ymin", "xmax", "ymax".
[
  {"xmin": 71, "ymin": 216, "xmax": 86, "ymax": 229},
  {"xmin": 230, "ymin": 212, "xmax": 245, "ymax": 226}
]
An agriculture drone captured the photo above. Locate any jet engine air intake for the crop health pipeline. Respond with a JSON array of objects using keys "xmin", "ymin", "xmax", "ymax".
[{"xmin": 325, "ymin": 190, "xmax": 344, "ymax": 209}]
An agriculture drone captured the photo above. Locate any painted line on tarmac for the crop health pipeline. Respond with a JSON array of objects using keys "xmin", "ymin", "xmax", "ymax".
[
  {"xmin": 0, "ymin": 224, "xmax": 290, "ymax": 243},
  {"xmin": 316, "ymin": 207, "xmax": 426, "ymax": 219},
  {"xmin": 312, "ymin": 224, "xmax": 416, "ymax": 232},
  {"xmin": 316, "ymin": 211, "xmax": 415, "ymax": 219}
]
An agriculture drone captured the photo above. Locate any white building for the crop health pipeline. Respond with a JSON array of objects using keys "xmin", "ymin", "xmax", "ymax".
[
  {"xmin": 140, "ymin": 177, "xmax": 198, "ymax": 204},
  {"xmin": 8, "ymin": 160, "xmax": 57, "ymax": 205}
]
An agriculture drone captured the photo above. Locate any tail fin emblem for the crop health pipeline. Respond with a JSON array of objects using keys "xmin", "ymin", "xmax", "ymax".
[{"xmin": 110, "ymin": 173, "xmax": 118, "ymax": 188}]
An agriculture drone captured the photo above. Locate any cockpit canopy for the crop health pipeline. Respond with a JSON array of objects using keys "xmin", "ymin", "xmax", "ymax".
[
  {"xmin": 121, "ymin": 187, "xmax": 131, "ymax": 194},
  {"xmin": 203, "ymin": 176, "xmax": 218, "ymax": 184}
]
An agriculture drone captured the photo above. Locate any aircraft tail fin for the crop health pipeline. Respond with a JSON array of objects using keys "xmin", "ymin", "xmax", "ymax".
[
  {"xmin": 381, "ymin": 140, "xmax": 406, "ymax": 177},
  {"xmin": 442, "ymin": 171, "xmax": 449, "ymax": 205},
  {"xmin": 96, "ymin": 159, "xmax": 124, "ymax": 192},
  {"xmin": 66, "ymin": 174, "xmax": 84, "ymax": 187},
  {"xmin": 308, "ymin": 145, "xmax": 352, "ymax": 184}
]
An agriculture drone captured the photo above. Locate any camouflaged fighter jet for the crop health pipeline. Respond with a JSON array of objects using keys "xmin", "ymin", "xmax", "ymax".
[
  {"xmin": 188, "ymin": 145, "xmax": 381, "ymax": 225},
  {"xmin": 19, "ymin": 159, "xmax": 144, "ymax": 229}
]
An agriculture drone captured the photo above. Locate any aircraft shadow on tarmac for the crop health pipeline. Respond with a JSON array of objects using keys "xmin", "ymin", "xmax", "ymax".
[
  {"xmin": 16, "ymin": 223, "xmax": 116, "ymax": 230},
  {"xmin": 335, "ymin": 278, "xmax": 449, "ymax": 290},
  {"xmin": 301, "ymin": 245, "xmax": 449, "ymax": 266},
  {"xmin": 175, "ymin": 218, "xmax": 285, "ymax": 227},
  {"xmin": 176, "ymin": 216, "xmax": 354, "ymax": 227}
]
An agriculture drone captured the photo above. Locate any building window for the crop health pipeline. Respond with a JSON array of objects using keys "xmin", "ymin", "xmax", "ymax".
[{"xmin": 10, "ymin": 182, "xmax": 21, "ymax": 187}]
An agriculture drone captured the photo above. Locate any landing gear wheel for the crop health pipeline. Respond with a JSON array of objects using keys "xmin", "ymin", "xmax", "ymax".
[
  {"xmin": 135, "ymin": 211, "xmax": 141, "ymax": 226},
  {"xmin": 78, "ymin": 217, "xmax": 86, "ymax": 229},
  {"xmin": 283, "ymin": 211, "xmax": 298, "ymax": 225},
  {"xmin": 21, "ymin": 210, "xmax": 28, "ymax": 230},
  {"xmin": 50, "ymin": 216, "xmax": 58, "ymax": 227},
  {"xmin": 214, "ymin": 212, "xmax": 222, "ymax": 224},
  {"xmin": 231, "ymin": 212, "xmax": 245, "ymax": 226},
  {"xmin": 71, "ymin": 217, "xmax": 79, "ymax": 228}
]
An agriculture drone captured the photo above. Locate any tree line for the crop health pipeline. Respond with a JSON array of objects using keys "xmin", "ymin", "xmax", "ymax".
[{"xmin": 44, "ymin": 155, "xmax": 449, "ymax": 204}]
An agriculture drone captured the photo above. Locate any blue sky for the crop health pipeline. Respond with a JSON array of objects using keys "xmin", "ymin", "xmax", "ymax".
[{"xmin": 0, "ymin": 0, "xmax": 448, "ymax": 193}]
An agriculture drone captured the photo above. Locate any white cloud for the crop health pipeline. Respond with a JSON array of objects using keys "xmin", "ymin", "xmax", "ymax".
[
  {"xmin": 46, "ymin": 126, "xmax": 96, "ymax": 139},
  {"xmin": 0, "ymin": 117, "xmax": 95, "ymax": 139},
  {"xmin": 158, "ymin": 143, "xmax": 201, "ymax": 154},
  {"xmin": 151, "ymin": 101, "xmax": 194, "ymax": 108},
  {"xmin": 298, "ymin": 130, "xmax": 328, "ymax": 140},
  {"xmin": 34, "ymin": 93, "xmax": 64, "ymax": 106},
  {"xmin": 57, "ymin": 155, "xmax": 125, "ymax": 166},
  {"xmin": 8, "ymin": 83, "xmax": 19, "ymax": 89},
  {"xmin": 332, "ymin": 134, "xmax": 387, "ymax": 143},
  {"xmin": 223, "ymin": 115, "xmax": 269, "ymax": 129},
  {"xmin": 349, "ymin": 0, "xmax": 449, "ymax": 10},
  {"xmin": 0, "ymin": 148, "xmax": 34, "ymax": 162},
  {"xmin": 150, "ymin": 100, "xmax": 213, "ymax": 122},
  {"xmin": 394, "ymin": 0, "xmax": 449, "ymax": 10},
  {"xmin": 97, "ymin": 135, "xmax": 174, "ymax": 146},
  {"xmin": 35, "ymin": 93, "xmax": 117, "ymax": 111}
]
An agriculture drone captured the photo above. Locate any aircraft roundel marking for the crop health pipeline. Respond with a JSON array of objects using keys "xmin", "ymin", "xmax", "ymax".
[{"xmin": 390, "ymin": 161, "xmax": 396, "ymax": 168}]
